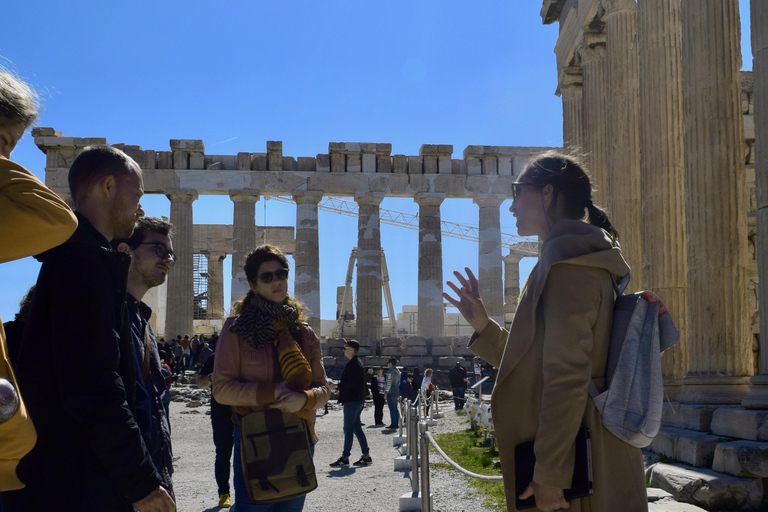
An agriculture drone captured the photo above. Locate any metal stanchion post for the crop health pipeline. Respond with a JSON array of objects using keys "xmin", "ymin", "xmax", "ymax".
[
  {"xmin": 410, "ymin": 402, "xmax": 419, "ymax": 494},
  {"xmin": 419, "ymin": 419, "xmax": 432, "ymax": 512}
]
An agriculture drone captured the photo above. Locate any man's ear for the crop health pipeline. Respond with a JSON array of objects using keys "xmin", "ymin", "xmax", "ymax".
[
  {"xmin": 116, "ymin": 242, "xmax": 131, "ymax": 254},
  {"xmin": 100, "ymin": 175, "xmax": 117, "ymax": 199}
]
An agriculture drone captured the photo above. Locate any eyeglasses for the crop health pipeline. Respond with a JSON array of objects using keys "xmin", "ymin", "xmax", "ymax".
[
  {"xmin": 139, "ymin": 242, "xmax": 176, "ymax": 265},
  {"xmin": 511, "ymin": 182, "xmax": 536, "ymax": 201},
  {"xmin": 258, "ymin": 268, "xmax": 289, "ymax": 284}
]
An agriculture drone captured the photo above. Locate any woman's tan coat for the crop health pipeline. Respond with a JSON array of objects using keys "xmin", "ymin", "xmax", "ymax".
[{"xmin": 470, "ymin": 220, "xmax": 647, "ymax": 511}]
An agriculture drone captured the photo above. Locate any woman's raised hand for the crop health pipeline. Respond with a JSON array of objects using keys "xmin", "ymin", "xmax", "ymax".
[{"xmin": 442, "ymin": 267, "xmax": 491, "ymax": 334}]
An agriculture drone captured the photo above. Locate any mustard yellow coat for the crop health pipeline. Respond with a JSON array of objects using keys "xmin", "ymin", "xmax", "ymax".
[
  {"xmin": 0, "ymin": 157, "xmax": 77, "ymax": 491},
  {"xmin": 470, "ymin": 220, "xmax": 647, "ymax": 512}
]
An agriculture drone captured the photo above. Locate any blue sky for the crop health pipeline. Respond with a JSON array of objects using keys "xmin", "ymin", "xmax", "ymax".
[{"xmin": 0, "ymin": 1, "xmax": 754, "ymax": 330}]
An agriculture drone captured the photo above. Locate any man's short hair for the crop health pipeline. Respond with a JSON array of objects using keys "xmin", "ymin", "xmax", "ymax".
[
  {"xmin": 345, "ymin": 340, "xmax": 360, "ymax": 352},
  {"xmin": 68, "ymin": 145, "xmax": 138, "ymax": 205},
  {"xmin": 388, "ymin": 358, "xmax": 398, "ymax": 366},
  {"xmin": 113, "ymin": 217, "xmax": 174, "ymax": 249},
  {"xmin": 0, "ymin": 70, "xmax": 40, "ymax": 129}
]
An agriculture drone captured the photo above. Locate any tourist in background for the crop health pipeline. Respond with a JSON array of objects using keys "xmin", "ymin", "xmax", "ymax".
[
  {"xmin": 368, "ymin": 367, "xmax": 386, "ymax": 427},
  {"xmin": 383, "ymin": 358, "xmax": 401, "ymax": 429},
  {"xmin": 330, "ymin": 340, "xmax": 371, "ymax": 468},
  {"xmin": 213, "ymin": 245, "xmax": 329, "ymax": 511},
  {"xmin": 420, "ymin": 368, "xmax": 434, "ymax": 398},
  {"xmin": 448, "ymin": 361, "xmax": 467, "ymax": 411},
  {"xmin": 444, "ymin": 151, "xmax": 647, "ymax": 512}
]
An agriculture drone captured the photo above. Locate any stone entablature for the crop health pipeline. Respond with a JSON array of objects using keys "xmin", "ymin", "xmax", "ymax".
[{"xmin": 31, "ymin": 129, "xmax": 550, "ymax": 199}]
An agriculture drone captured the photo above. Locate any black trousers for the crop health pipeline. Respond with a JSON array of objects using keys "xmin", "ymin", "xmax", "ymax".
[
  {"xmin": 372, "ymin": 395, "xmax": 385, "ymax": 424},
  {"xmin": 211, "ymin": 416, "xmax": 235, "ymax": 496}
]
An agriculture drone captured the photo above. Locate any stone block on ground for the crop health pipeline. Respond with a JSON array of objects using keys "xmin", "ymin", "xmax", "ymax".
[
  {"xmin": 400, "ymin": 356, "xmax": 433, "ymax": 367},
  {"xmin": 712, "ymin": 440, "xmax": 768, "ymax": 478},
  {"xmin": 453, "ymin": 345, "xmax": 474, "ymax": 357},
  {"xmin": 404, "ymin": 336, "xmax": 427, "ymax": 346},
  {"xmin": 326, "ymin": 338, "xmax": 347, "ymax": 349},
  {"xmin": 404, "ymin": 346, "xmax": 428, "ymax": 356},
  {"xmin": 648, "ymin": 462, "xmax": 763, "ymax": 510},
  {"xmin": 438, "ymin": 356, "xmax": 469, "ymax": 368},
  {"xmin": 647, "ymin": 487, "xmax": 674, "ymax": 502},
  {"xmin": 661, "ymin": 403, "xmax": 718, "ymax": 432},
  {"xmin": 380, "ymin": 337, "xmax": 404, "ymax": 347},
  {"xmin": 431, "ymin": 346, "xmax": 453, "ymax": 356},
  {"xmin": 322, "ymin": 356, "xmax": 337, "ymax": 368},
  {"xmin": 710, "ymin": 408, "xmax": 768, "ymax": 441},
  {"xmin": 327, "ymin": 347, "xmax": 344, "ymax": 357},
  {"xmin": 363, "ymin": 356, "xmax": 390, "ymax": 368},
  {"xmin": 381, "ymin": 347, "xmax": 403, "ymax": 357},
  {"xmin": 648, "ymin": 501, "xmax": 709, "ymax": 511},
  {"xmin": 432, "ymin": 336, "xmax": 454, "ymax": 347},
  {"xmin": 649, "ymin": 426, "xmax": 725, "ymax": 467}
]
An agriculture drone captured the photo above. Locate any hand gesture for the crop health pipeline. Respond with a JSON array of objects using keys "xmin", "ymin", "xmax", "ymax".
[
  {"xmin": 132, "ymin": 486, "xmax": 175, "ymax": 512},
  {"xmin": 442, "ymin": 267, "xmax": 491, "ymax": 333},
  {"xmin": 273, "ymin": 380, "xmax": 308, "ymax": 413},
  {"xmin": 518, "ymin": 480, "xmax": 569, "ymax": 512}
]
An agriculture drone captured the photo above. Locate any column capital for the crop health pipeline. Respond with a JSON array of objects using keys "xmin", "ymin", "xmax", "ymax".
[
  {"xmin": 473, "ymin": 194, "xmax": 506, "ymax": 208},
  {"xmin": 414, "ymin": 193, "xmax": 445, "ymax": 207},
  {"xmin": 229, "ymin": 193, "xmax": 259, "ymax": 203},
  {"xmin": 292, "ymin": 191, "xmax": 323, "ymax": 205},
  {"xmin": 354, "ymin": 192, "xmax": 384, "ymax": 206},
  {"xmin": 578, "ymin": 39, "xmax": 606, "ymax": 64},
  {"xmin": 166, "ymin": 191, "xmax": 198, "ymax": 204},
  {"xmin": 205, "ymin": 250, "xmax": 227, "ymax": 261},
  {"xmin": 503, "ymin": 252, "xmax": 524, "ymax": 263},
  {"xmin": 600, "ymin": 0, "xmax": 637, "ymax": 17}
]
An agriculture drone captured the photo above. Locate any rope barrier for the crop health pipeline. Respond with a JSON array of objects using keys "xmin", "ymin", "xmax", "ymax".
[{"xmin": 424, "ymin": 431, "xmax": 504, "ymax": 482}]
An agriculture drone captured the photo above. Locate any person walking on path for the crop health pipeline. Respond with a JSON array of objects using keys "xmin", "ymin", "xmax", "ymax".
[
  {"xmin": 368, "ymin": 367, "xmax": 386, "ymax": 426},
  {"xmin": 330, "ymin": 340, "xmax": 372, "ymax": 468},
  {"xmin": 196, "ymin": 353, "xmax": 234, "ymax": 508},
  {"xmin": 448, "ymin": 362, "xmax": 467, "ymax": 411},
  {"xmin": 383, "ymin": 358, "xmax": 401, "ymax": 429}
]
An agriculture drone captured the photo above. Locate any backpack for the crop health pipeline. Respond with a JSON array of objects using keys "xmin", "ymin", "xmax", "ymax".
[{"xmin": 588, "ymin": 274, "xmax": 679, "ymax": 448}]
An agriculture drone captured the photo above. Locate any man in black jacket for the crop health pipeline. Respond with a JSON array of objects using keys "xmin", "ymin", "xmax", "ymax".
[
  {"xmin": 449, "ymin": 361, "xmax": 468, "ymax": 411},
  {"xmin": 330, "ymin": 340, "xmax": 372, "ymax": 468},
  {"xmin": 10, "ymin": 146, "xmax": 175, "ymax": 512}
]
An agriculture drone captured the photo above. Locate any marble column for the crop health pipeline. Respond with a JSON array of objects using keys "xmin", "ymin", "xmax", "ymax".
[
  {"xmin": 230, "ymin": 194, "xmax": 258, "ymax": 304},
  {"xmin": 415, "ymin": 193, "xmax": 445, "ymax": 340},
  {"xmin": 560, "ymin": 66, "xmax": 584, "ymax": 151},
  {"xmin": 205, "ymin": 251, "xmax": 226, "ymax": 320},
  {"xmin": 293, "ymin": 192, "xmax": 322, "ymax": 333},
  {"xmin": 474, "ymin": 195, "xmax": 505, "ymax": 325},
  {"xmin": 166, "ymin": 192, "xmax": 197, "ymax": 338},
  {"xmin": 579, "ymin": 33, "xmax": 611, "ymax": 210},
  {"xmin": 638, "ymin": 0, "xmax": 689, "ymax": 395},
  {"xmin": 355, "ymin": 193, "xmax": 384, "ymax": 342},
  {"xmin": 680, "ymin": 0, "xmax": 752, "ymax": 404},
  {"xmin": 503, "ymin": 252, "xmax": 523, "ymax": 325},
  {"xmin": 604, "ymin": 0, "xmax": 642, "ymax": 284},
  {"xmin": 744, "ymin": 0, "xmax": 768, "ymax": 408}
]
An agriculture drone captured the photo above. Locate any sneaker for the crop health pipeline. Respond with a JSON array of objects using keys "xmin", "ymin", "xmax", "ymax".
[
  {"xmin": 353, "ymin": 455, "xmax": 373, "ymax": 466},
  {"xmin": 386, "ymin": 424, "xmax": 399, "ymax": 429},
  {"xmin": 218, "ymin": 494, "xmax": 232, "ymax": 508},
  {"xmin": 329, "ymin": 456, "xmax": 349, "ymax": 467}
]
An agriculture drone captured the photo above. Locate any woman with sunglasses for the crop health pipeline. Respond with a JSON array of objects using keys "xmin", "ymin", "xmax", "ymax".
[
  {"xmin": 213, "ymin": 245, "xmax": 330, "ymax": 511},
  {"xmin": 444, "ymin": 151, "xmax": 647, "ymax": 512}
]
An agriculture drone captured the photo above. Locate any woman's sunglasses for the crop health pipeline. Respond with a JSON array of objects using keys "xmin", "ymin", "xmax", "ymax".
[
  {"xmin": 511, "ymin": 181, "xmax": 536, "ymax": 201},
  {"xmin": 258, "ymin": 268, "xmax": 289, "ymax": 284}
]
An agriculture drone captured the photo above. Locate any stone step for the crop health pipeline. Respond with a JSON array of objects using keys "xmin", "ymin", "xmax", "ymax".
[
  {"xmin": 647, "ymin": 487, "xmax": 708, "ymax": 511},
  {"xmin": 710, "ymin": 408, "xmax": 768, "ymax": 441},
  {"xmin": 648, "ymin": 461, "xmax": 763, "ymax": 510},
  {"xmin": 712, "ymin": 440, "xmax": 768, "ymax": 478},
  {"xmin": 648, "ymin": 425, "xmax": 729, "ymax": 467},
  {"xmin": 661, "ymin": 403, "xmax": 718, "ymax": 432}
]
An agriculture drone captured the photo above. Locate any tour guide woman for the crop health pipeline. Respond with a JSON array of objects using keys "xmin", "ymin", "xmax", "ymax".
[
  {"xmin": 444, "ymin": 152, "xmax": 647, "ymax": 512},
  {"xmin": 214, "ymin": 245, "xmax": 330, "ymax": 511}
]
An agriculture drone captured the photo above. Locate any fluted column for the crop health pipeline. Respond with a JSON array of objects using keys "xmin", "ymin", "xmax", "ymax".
[
  {"xmin": 166, "ymin": 192, "xmax": 197, "ymax": 338},
  {"xmin": 231, "ymin": 194, "xmax": 258, "ymax": 304},
  {"xmin": 604, "ymin": 0, "xmax": 642, "ymax": 284},
  {"xmin": 579, "ymin": 33, "xmax": 610, "ymax": 209},
  {"xmin": 638, "ymin": 0, "xmax": 689, "ymax": 396},
  {"xmin": 680, "ymin": 0, "xmax": 752, "ymax": 404},
  {"xmin": 355, "ymin": 193, "xmax": 384, "ymax": 342},
  {"xmin": 474, "ymin": 195, "xmax": 505, "ymax": 325},
  {"xmin": 415, "ymin": 193, "xmax": 445, "ymax": 340},
  {"xmin": 560, "ymin": 67, "xmax": 584, "ymax": 151},
  {"xmin": 744, "ymin": 0, "xmax": 768, "ymax": 408},
  {"xmin": 206, "ymin": 251, "xmax": 226, "ymax": 320},
  {"xmin": 293, "ymin": 192, "xmax": 322, "ymax": 332},
  {"xmin": 503, "ymin": 252, "xmax": 523, "ymax": 325}
]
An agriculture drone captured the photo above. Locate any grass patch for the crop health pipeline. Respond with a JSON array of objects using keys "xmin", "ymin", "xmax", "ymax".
[{"xmin": 430, "ymin": 427, "xmax": 506, "ymax": 511}]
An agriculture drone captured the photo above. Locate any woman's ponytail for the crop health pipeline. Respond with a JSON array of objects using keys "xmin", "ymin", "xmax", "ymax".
[{"xmin": 586, "ymin": 202, "xmax": 619, "ymax": 241}]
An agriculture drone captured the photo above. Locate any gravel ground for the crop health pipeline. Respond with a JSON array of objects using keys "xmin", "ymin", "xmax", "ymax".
[{"xmin": 169, "ymin": 381, "xmax": 499, "ymax": 512}]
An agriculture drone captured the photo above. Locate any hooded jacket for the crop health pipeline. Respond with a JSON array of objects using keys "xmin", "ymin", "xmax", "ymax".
[
  {"xmin": 469, "ymin": 220, "xmax": 647, "ymax": 512},
  {"xmin": 11, "ymin": 213, "xmax": 162, "ymax": 511}
]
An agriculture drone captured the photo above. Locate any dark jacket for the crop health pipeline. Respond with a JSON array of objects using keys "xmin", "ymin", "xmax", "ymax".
[
  {"xmin": 338, "ymin": 354, "xmax": 366, "ymax": 404},
  {"xmin": 449, "ymin": 365, "xmax": 468, "ymax": 388},
  {"xmin": 12, "ymin": 214, "xmax": 162, "ymax": 511},
  {"xmin": 399, "ymin": 379, "xmax": 417, "ymax": 402}
]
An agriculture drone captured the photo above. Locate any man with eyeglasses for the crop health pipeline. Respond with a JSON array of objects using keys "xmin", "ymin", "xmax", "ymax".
[{"xmin": 114, "ymin": 216, "xmax": 177, "ymax": 502}]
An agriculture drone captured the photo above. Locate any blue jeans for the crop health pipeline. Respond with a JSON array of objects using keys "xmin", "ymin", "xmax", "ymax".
[
  {"xmin": 233, "ymin": 424, "xmax": 314, "ymax": 512},
  {"xmin": 342, "ymin": 400, "xmax": 369, "ymax": 459},
  {"xmin": 452, "ymin": 387, "xmax": 465, "ymax": 410},
  {"xmin": 386, "ymin": 395, "xmax": 400, "ymax": 427}
]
